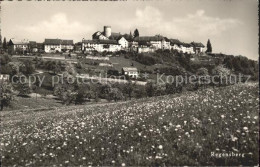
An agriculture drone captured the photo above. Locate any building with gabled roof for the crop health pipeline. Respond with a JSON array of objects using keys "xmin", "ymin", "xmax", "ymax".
[
  {"xmin": 92, "ymin": 26, "xmax": 123, "ymax": 40},
  {"xmin": 191, "ymin": 42, "xmax": 205, "ymax": 54},
  {"xmin": 181, "ymin": 43, "xmax": 195, "ymax": 54},
  {"xmin": 134, "ymin": 35, "xmax": 170, "ymax": 50},
  {"xmin": 8, "ymin": 39, "xmax": 29, "ymax": 54},
  {"xmin": 44, "ymin": 39, "xmax": 74, "ymax": 53},
  {"xmin": 92, "ymin": 26, "xmax": 132, "ymax": 49},
  {"xmin": 82, "ymin": 39, "xmax": 121, "ymax": 53},
  {"xmin": 118, "ymin": 37, "xmax": 129, "ymax": 48},
  {"xmin": 122, "ymin": 67, "xmax": 138, "ymax": 78}
]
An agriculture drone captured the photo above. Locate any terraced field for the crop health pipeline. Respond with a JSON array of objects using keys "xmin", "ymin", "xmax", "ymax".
[{"xmin": 1, "ymin": 83, "xmax": 258, "ymax": 166}]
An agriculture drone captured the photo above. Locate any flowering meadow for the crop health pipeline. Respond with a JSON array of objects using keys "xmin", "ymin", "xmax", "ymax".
[{"xmin": 1, "ymin": 83, "xmax": 259, "ymax": 166}]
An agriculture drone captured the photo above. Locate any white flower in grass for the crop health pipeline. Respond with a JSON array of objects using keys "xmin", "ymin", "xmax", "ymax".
[
  {"xmin": 121, "ymin": 163, "xmax": 126, "ymax": 166},
  {"xmin": 231, "ymin": 135, "xmax": 238, "ymax": 142},
  {"xmin": 243, "ymin": 127, "xmax": 248, "ymax": 131},
  {"xmin": 232, "ymin": 147, "xmax": 239, "ymax": 152},
  {"xmin": 112, "ymin": 160, "xmax": 115, "ymax": 164},
  {"xmin": 158, "ymin": 145, "xmax": 163, "ymax": 149},
  {"xmin": 82, "ymin": 157, "xmax": 86, "ymax": 160}
]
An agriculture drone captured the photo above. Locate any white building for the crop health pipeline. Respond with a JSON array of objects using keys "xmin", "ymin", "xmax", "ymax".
[
  {"xmin": 122, "ymin": 67, "xmax": 138, "ymax": 78},
  {"xmin": 82, "ymin": 39, "xmax": 121, "ymax": 52},
  {"xmin": 191, "ymin": 42, "xmax": 205, "ymax": 54},
  {"xmin": 170, "ymin": 39, "xmax": 182, "ymax": 52},
  {"xmin": 161, "ymin": 38, "xmax": 171, "ymax": 50},
  {"xmin": 134, "ymin": 35, "xmax": 170, "ymax": 50},
  {"xmin": 8, "ymin": 39, "xmax": 29, "ymax": 54},
  {"xmin": 170, "ymin": 39, "xmax": 195, "ymax": 54},
  {"xmin": 44, "ymin": 39, "xmax": 74, "ymax": 53},
  {"xmin": 137, "ymin": 46, "xmax": 155, "ymax": 53},
  {"xmin": 118, "ymin": 37, "xmax": 129, "ymax": 48},
  {"xmin": 181, "ymin": 43, "xmax": 195, "ymax": 54}
]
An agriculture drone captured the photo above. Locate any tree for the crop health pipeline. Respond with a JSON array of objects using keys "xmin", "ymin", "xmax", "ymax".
[
  {"xmin": 75, "ymin": 90, "xmax": 85, "ymax": 104},
  {"xmin": 134, "ymin": 29, "xmax": 139, "ymax": 38},
  {"xmin": 0, "ymin": 81, "xmax": 14, "ymax": 110},
  {"xmin": 123, "ymin": 81, "xmax": 134, "ymax": 100},
  {"xmin": 17, "ymin": 81, "xmax": 32, "ymax": 97},
  {"xmin": 223, "ymin": 57, "xmax": 234, "ymax": 70},
  {"xmin": 196, "ymin": 68, "xmax": 209, "ymax": 87},
  {"xmin": 21, "ymin": 60, "xmax": 35, "ymax": 74},
  {"xmin": 3, "ymin": 37, "xmax": 7, "ymax": 50},
  {"xmin": 0, "ymin": 35, "xmax": 2, "ymax": 48},
  {"xmin": 196, "ymin": 68, "xmax": 209, "ymax": 76},
  {"xmin": 130, "ymin": 31, "xmax": 133, "ymax": 39},
  {"xmin": 145, "ymin": 82, "xmax": 155, "ymax": 97},
  {"xmin": 212, "ymin": 65, "xmax": 231, "ymax": 86},
  {"xmin": 133, "ymin": 86, "xmax": 146, "ymax": 98},
  {"xmin": 61, "ymin": 90, "xmax": 76, "ymax": 105},
  {"xmin": 54, "ymin": 83, "xmax": 77, "ymax": 105},
  {"xmin": 53, "ymin": 61, "xmax": 62, "ymax": 74},
  {"xmin": 108, "ymin": 87, "xmax": 124, "ymax": 102},
  {"xmin": 0, "ymin": 54, "xmax": 11, "ymax": 65},
  {"xmin": 206, "ymin": 39, "xmax": 212, "ymax": 53}
]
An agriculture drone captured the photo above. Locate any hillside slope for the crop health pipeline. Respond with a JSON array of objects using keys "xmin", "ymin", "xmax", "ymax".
[{"xmin": 1, "ymin": 83, "xmax": 258, "ymax": 166}]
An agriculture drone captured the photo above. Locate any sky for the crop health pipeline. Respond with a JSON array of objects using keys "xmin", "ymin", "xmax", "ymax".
[{"xmin": 0, "ymin": 0, "xmax": 258, "ymax": 60}]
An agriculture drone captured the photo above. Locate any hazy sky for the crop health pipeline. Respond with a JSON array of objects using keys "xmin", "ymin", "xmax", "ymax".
[{"xmin": 1, "ymin": 0, "xmax": 258, "ymax": 60}]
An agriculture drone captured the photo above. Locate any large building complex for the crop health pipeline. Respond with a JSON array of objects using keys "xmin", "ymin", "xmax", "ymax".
[
  {"xmin": 82, "ymin": 26, "xmax": 205, "ymax": 54},
  {"xmin": 6, "ymin": 26, "xmax": 205, "ymax": 55}
]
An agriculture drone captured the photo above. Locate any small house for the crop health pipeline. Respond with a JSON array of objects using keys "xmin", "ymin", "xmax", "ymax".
[
  {"xmin": 122, "ymin": 67, "xmax": 138, "ymax": 78},
  {"xmin": 191, "ymin": 42, "xmax": 205, "ymax": 54}
]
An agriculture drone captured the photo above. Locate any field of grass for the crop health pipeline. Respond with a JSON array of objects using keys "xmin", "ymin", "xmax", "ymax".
[
  {"xmin": 2, "ymin": 95, "xmax": 63, "ymax": 111},
  {"xmin": 1, "ymin": 83, "xmax": 258, "ymax": 166},
  {"xmin": 110, "ymin": 56, "xmax": 152, "ymax": 71}
]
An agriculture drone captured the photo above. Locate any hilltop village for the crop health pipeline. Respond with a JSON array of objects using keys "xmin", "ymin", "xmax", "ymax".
[{"xmin": 6, "ymin": 26, "xmax": 205, "ymax": 55}]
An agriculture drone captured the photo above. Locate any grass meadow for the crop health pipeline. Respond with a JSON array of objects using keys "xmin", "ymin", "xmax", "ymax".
[{"xmin": 0, "ymin": 83, "xmax": 258, "ymax": 166}]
